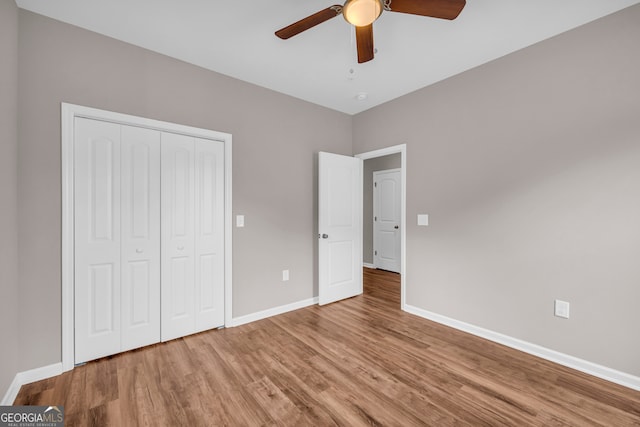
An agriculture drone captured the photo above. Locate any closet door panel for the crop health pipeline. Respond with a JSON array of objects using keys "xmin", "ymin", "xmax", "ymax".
[
  {"xmin": 161, "ymin": 133, "xmax": 196, "ymax": 341},
  {"xmin": 121, "ymin": 126, "xmax": 161, "ymax": 351},
  {"xmin": 194, "ymin": 139, "xmax": 225, "ymax": 331},
  {"xmin": 74, "ymin": 118, "xmax": 122, "ymax": 363}
]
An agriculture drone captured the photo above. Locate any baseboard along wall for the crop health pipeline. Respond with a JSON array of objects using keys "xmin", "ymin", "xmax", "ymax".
[
  {"xmin": 404, "ymin": 304, "xmax": 640, "ymax": 392},
  {"xmin": 5, "ymin": 298, "xmax": 638, "ymax": 405},
  {"xmin": 230, "ymin": 297, "xmax": 319, "ymax": 327},
  {"xmin": 2, "ymin": 363, "xmax": 63, "ymax": 405}
]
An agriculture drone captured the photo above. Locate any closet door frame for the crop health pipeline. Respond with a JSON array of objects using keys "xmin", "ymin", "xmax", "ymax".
[{"xmin": 61, "ymin": 103, "xmax": 233, "ymax": 371}]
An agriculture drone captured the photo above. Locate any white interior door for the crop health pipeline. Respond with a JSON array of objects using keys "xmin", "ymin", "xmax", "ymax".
[
  {"xmin": 318, "ymin": 152, "xmax": 363, "ymax": 305},
  {"xmin": 161, "ymin": 133, "xmax": 196, "ymax": 341},
  {"xmin": 373, "ymin": 169, "xmax": 401, "ymax": 273},
  {"xmin": 74, "ymin": 118, "xmax": 122, "ymax": 363},
  {"xmin": 120, "ymin": 125, "xmax": 161, "ymax": 351},
  {"xmin": 194, "ymin": 138, "xmax": 225, "ymax": 332},
  {"xmin": 75, "ymin": 119, "xmax": 162, "ymax": 363}
]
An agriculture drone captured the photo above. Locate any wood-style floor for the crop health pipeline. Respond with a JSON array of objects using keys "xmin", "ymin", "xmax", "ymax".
[{"xmin": 16, "ymin": 268, "xmax": 640, "ymax": 426}]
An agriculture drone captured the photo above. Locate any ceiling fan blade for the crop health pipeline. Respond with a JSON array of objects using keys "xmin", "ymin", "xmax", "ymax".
[
  {"xmin": 355, "ymin": 24, "xmax": 374, "ymax": 64},
  {"xmin": 275, "ymin": 5, "xmax": 343, "ymax": 39},
  {"xmin": 386, "ymin": 0, "xmax": 466, "ymax": 20}
]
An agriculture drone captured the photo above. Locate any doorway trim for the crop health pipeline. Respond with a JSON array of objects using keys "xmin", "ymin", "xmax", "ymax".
[
  {"xmin": 355, "ymin": 144, "xmax": 406, "ymax": 310},
  {"xmin": 61, "ymin": 103, "xmax": 233, "ymax": 371}
]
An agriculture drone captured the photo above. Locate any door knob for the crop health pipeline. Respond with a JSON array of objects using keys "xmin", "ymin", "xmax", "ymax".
[
  {"xmin": 136, "ymin": 248, "xmax": 144, "ymax": 253},
  {"xmin": 177, "ymin": 246, "xmax": 185, "ymax": 251},
  {"xmin": 394, "ymin": 225, "xmax": 399, "ymax": 229},
  {"xmin": 321, "ymin": 234, "xmax": 329, "ymax": 239}
]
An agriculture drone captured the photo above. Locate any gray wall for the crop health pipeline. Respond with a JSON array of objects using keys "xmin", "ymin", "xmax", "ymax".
[
  {"xmin": 16, "ymin": 10, "xmax": 351, "ymax": 373},
  {"xmin": 353, "ymin": 4, "xmax": 640, "ymax": 376},
  {"xmin": 0, "ymin": 0, "xmax": 20, "ymax": 397},
  {"xmin": 363, "ymin": 154, "xmax": 401, "ymax": 265},
  {"xmin": 8, "ymin": 1, "xmax": 640, "ymax": 387}
]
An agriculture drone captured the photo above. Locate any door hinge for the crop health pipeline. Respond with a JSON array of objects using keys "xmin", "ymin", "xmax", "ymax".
[
  {"xmin": 374, "ymin": 216, "xmax": 377, "ymax": 221},
  {"xmin": 374, "ymin": 182, "xmax": 377, "ymax": 187},
  {"xmin": 374, "ymin": 250, "xmax": 377, "ymax": 256}
]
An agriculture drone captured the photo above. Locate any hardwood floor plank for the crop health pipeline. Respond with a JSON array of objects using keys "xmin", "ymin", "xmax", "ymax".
[
  {"xmin": 13, "ymin": 268, "xmax": 640, "ymax": 426},
  {"xmin": 257, "ymin": 351, "xmax": 343, "ymax": 426}
]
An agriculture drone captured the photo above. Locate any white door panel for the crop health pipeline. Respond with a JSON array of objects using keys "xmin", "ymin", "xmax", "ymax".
[
  {"xmin": 120, "ymin": 126, "xmax": 161, "ymax": 351},
  {"xmin": 329, "ymin": 240, "xmax": 355, "ymax": 284},
  {"xmin": 125, "ymin": 261, "xmax": 151, "ymax": 322},
  {"xmin": 161, "ymin": 133, "xmax": 196, "ymax": 341},
  {"xmin": 75, "ymin": 118, "xmax": 226, "ymax": 360},
  {"xmin": 318, "ymin": 152, "xmax": 362, "ymax": 305},
  {"xmin": 374, "ymin": 169, "xmax": 401, "ymax": 273},
  {"xmin": 88, "ymin": 263, "xmax": 117, "ymax": 333},
  {"xmin": 170, "ymin": 256, "xmax": 191, "ymax": 316},
  {"xmin": 194, "ymin": 139, "xmax": 225, "ymax": 331},
  {"xmin": 74, "ymin": 118, "xmax": 122, "ymax": 363}
]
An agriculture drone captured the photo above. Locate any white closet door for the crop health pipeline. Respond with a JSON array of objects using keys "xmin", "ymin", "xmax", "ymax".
[
  {"xmin": 194, "ymin": 139, "xmax": 225, "ymax": 332},
  {"xmin": 74, "ymin": 118, "xmax": 122, "ymax": 363},
  {"xmin": 120, "ymin": 126, "xmax": 161, "ymax": 351},
  {"xmin": 74, "ymin": 113, "xmax": 226, "ymax": 361},
  {"xmin": 161, "ymin": 133, "xmax": 196, "ymax": 341}
]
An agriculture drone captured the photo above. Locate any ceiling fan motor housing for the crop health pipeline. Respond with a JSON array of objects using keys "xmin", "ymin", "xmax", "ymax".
[{"xmin": 343, "ymin": 0, "xmax": 384, "ymax": 26}]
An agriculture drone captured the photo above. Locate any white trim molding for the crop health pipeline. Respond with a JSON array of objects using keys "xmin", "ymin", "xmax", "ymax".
[
  {"xmin": 61, "ymin": 103, "xmax": 233, "ymax": 371},
  {"xmin": 405, "ymin": 304, "xmax": 640, "ymax": 392},
  {"xmin": 230, "ymin": 297, "xmax": 319, "ymax": 327},
  {"xmin": 2, "ymin": 363, "xmax": 63, "ymax": 405},
  {"xmin": 363, "ymin": 262, "xmax": 375, "ymax": 269}
]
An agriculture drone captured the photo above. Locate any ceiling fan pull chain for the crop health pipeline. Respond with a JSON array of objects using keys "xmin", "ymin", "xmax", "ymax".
[
  {"xmin": 331, "ymin": 5, "xmax": 343, "ymax": 14},
  {"xmin": 383, "ymin": 0, "xmax": 392, "ymax": 11}
]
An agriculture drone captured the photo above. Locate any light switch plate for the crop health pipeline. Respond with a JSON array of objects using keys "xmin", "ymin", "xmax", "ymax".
[
  {"xmin": 555, "ymin": 299, "xmax": 570, "ymax": 319},
  {"xmin": 417, "ymin": 214, "xmax": 429, "ymax": 226},
  {"xmin": 236, "ymin": 215, "xmax": 245, "ymax": 227}
]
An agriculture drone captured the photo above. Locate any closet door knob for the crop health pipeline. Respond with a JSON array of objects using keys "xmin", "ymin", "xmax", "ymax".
[
  {"xmin": 177, "ymin": 246, "xmax": 185, "ymax": 251},
  {"xmin": 136, "ymin": 248, "xmax": 144, "ymax": 253}
]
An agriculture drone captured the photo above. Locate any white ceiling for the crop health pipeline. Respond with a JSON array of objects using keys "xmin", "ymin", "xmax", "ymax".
[{"xmin": 16, "ymin": 0, "xmax": 640, "ymax": 115}]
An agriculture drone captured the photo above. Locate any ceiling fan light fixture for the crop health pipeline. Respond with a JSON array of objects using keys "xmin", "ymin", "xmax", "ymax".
[{"xmin": 343, "ymin": 0, "xmax": 383, "ymax": 27}]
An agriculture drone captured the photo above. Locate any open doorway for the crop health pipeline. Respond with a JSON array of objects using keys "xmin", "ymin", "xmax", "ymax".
[
  {"xmin": 356, "ymin": 145, "xmax": 406, "ymax": 309},
  {"xmin": 364, "ymin": 157, "xmax": 401, "ymax": 272}
]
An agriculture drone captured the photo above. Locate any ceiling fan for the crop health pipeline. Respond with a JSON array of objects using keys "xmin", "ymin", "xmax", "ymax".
[{"xmin": 275, "ymin": 0, "xmax": 466, "ymax": 63}]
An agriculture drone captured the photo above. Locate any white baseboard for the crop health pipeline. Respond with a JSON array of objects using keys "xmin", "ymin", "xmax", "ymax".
[
  {"xmin": 404, "ymin": 304, "xmax": 640, "ymax": 392},
  {"xmin": 2, "ymin": 363, "xmax": 63, "ymax": 405},
  {"xmin": 2, "ymin": 376, "xmax": 21, "ymax": 406},
  {"xmin": 363, "ymin": 263, "xmax": 375, "ymax": 269},
  {"xmin": 230, "ymin": 297, "xmax": 319, "ymax": 327},
  {"xmin": 9, "ymin": 305, "xmax": 636, "ymax": 405}
]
